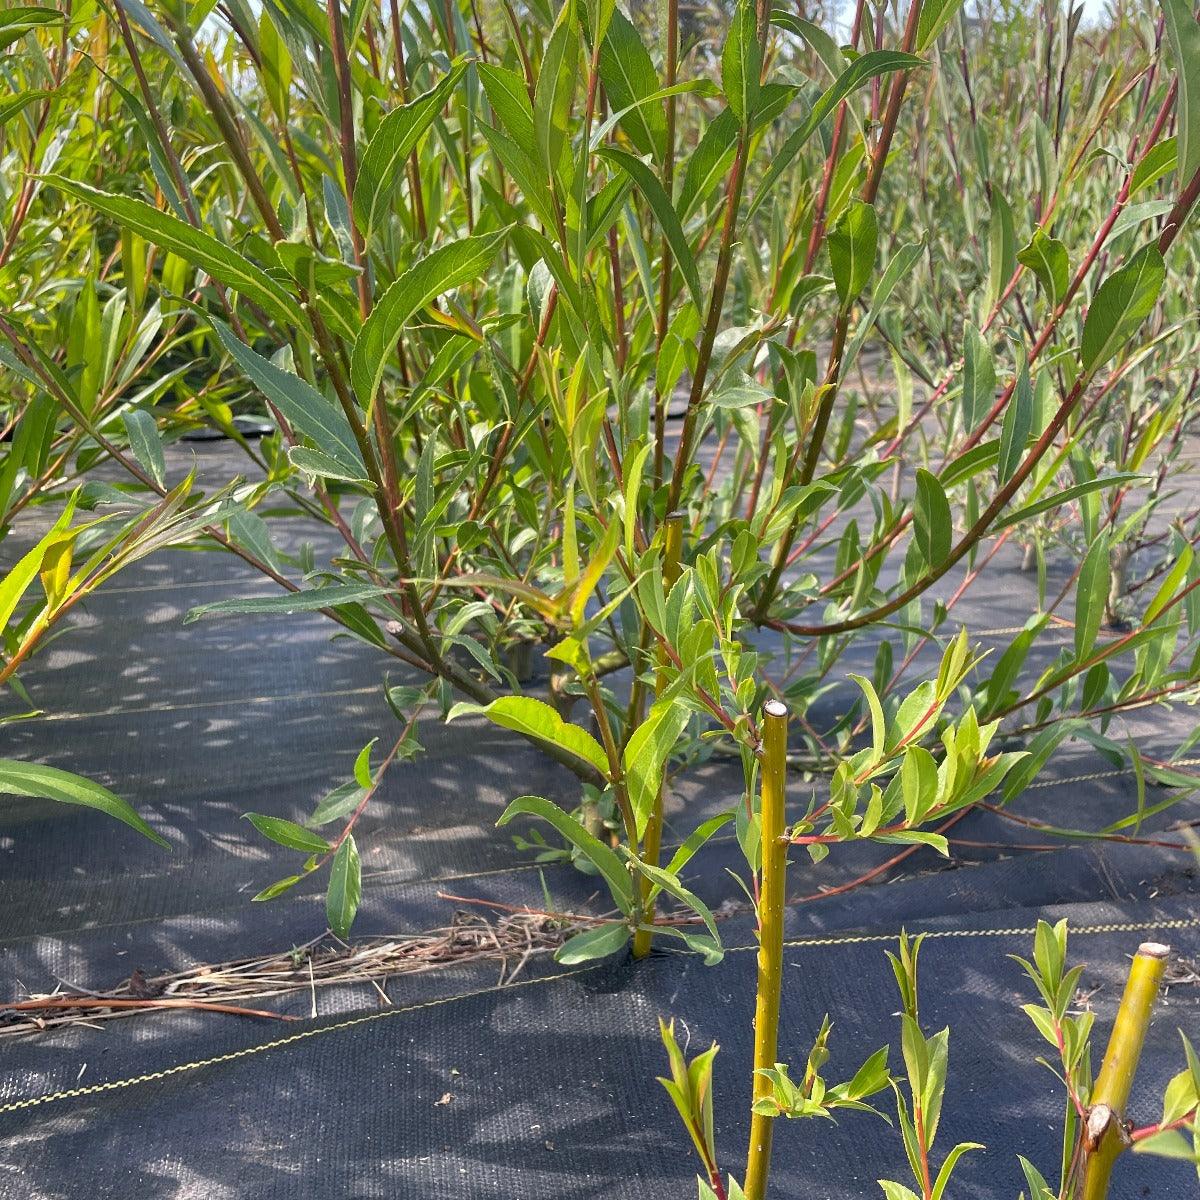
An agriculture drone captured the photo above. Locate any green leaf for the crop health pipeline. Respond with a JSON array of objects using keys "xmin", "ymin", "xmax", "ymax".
[
  {"xmin": 598, "ymin": 7, "xmax": 664, "ymax": 158},
  {"xmin": 353, "ymin": 739, "xmax": 377, "ymax": 789},
  {"xmin": 354, "ymin": 61, "xmax": 468, "ymax": 240},
  {"xmin": 1075, "ymin": 535, "xmax": 1110, "ymax": 661},
  {"xmin": 448, "ymin": 695, "xmax": 610, "ymax": 779},
  {"xmin": 0, "ymin": 760, "xmax": 169, "ymax": 849},
  {"xmin": 995, "ymin": 473, "xmax": 1143, "ymax": 530},
  {"xmin": 497, "ymin": 794, "xmax": 635, "ymax": 912},
  {"xmin": 0, "ymin": 89, "xmax": 53, "ymax": 128},
  {"xmin": 0, "ymin": 505, "xmax": 73, "ymax": 629},
  {"xmin": 309, "ymin": 780, "xmax": 367, "ymax": 828},
  {"xmin": 722, "ymin": 0, "xmax": 761, "ymax": 125},
  {"xmin": 628, "ymin": 857, "xmax": 722, "ymax": 952},
  {"xmin": 597, "ymin": 147, "xmax": 703, "ymax": 314},
  {"xmin": 658, "ymin": 812, "xmax": 735, "ymax": 889},
  {"xmin": 555, "ymin": 921, "xmax": 631, "ymax": 963},
  {"xmin": 252, "ymin": 874, "xmax": 306, "ymax": 902},
  {"xmin": 1017, "ymin": 229, "xmax": 1070, "ymax": 308},
  {"xmin": 244, "ymin": 812, "xmax": 332, "ymax": 854},
  {"xmin": 0, "ymin": 6, "xmax": 63, "ymax": 51},
  {"xmin": 210, "ymin": 320, "xmax": 364, "ymax": 475},
  {"xmin": 121, "ymin": 410, "xmax": 166, "ymax": 488},
  {"xmin": 960, "ymin": 324, "xmax": 995, "ymax": 431},
  {"xmin": 930, "ymin": 1143, "xmax": 984, "ymax": 1200},
  {"xmin": 997, "ymin": 363, "xmax": 1033, "ymax": 483},
  {"xmin": 624, "ymin": 698, "xmax": 690, "ymax": 838},
  {"xmin": 986, "ymin": 189, "xmax": 1015, "ymax": 312},
  {"xmin": 1130, "ymin": 138, "xmax": 1178, "ymax": 197},
  {"xmin": 913, "ymin": 468, "xmax": 952, "ymax": 568},
  {"xmin": 851, "ymin": 674, "xmax": 887, "ymax": 761},
  {"xmin": 533, "ymin": 0, "xmax": 579, "ymax": 180},
  {"xmin": 1161, "ymin": 0, "xmax": 1200, "ymax": 186},
  {"xmin": 1080, "ymin": 244, "xmax": 1165, "ymax": 374},
  {"xmin": 748, "ymin": 51, "xmax": 924, "ymax": 218},
  {"xmin": 1132, "ymin": 1129, "xmax": 1200, "ymax": 1161},
  {"xmin": 479, "ymin": 63, "xmax": 536, "ymax": 152},
  {"xmin": 326, "ymin": 834, "xmax": 361, "ymax": 938},
  {"xmin": 186, "ymin": 582, "xmax": 396, "ymax": 622},
  {"xmin": 47, "ymin": 176, "xmax": 304, "ymax": 328},
  {"xmin": 1016, "ymin": 1155, "xmax": 1055, "ymax": 1200},
  {"xmin": 878, "ymin": 1181, "xmax": 922, "ymax": 1200},
  {"xmin": 351, "ymin": 230, "xmax": 507, "ymax": 408},
  {"xmin": 828, "ymin": 200, "xmax": 877, "ymax": 307},
  {"xmin": 843, "ymin": 239, "xmax": 924, "ymax": 372},
  {"xmin": 915, "ymin": 0, "xmax": 966, "ymax": 51},
  {"xmin": 288, "ymin": 446, "xmax": 373, "ymax": 485}
]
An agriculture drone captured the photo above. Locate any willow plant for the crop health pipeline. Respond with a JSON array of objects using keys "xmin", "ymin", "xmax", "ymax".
[
  {"xmin": 1, "ymin": 0, "xmax": 1199, "ymax": 941},
  {"xmin": 662, "ymin": 840, "xmax": 1198, "ymax": 1200}
]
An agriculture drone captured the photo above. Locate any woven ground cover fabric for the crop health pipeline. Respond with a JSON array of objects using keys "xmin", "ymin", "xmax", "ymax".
[
  {"xmin": 2, "ymin": 442, "xmax": 1199, "ymax": 1197},
  {"xmin": 2, "ymin": 897, "xmax": 1198, "ymax": 1199}
]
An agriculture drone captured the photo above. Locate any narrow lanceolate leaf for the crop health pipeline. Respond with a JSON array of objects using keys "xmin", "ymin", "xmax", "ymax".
[
  {"xmin": 556, "ymin": 921, "xmax": 630, "ymax": 964},
  {"xmin": 1160, "ymin": 0, "xmax": 1200, "ymax": 187},
  {"xmin": 122, "ymin": 410, "xmax": 166, "ymax": 488},
  {"xmin": 995, "ymin": 473, "xmax": 1144, "ymax": 530},
  {"xmin": 843, "ymin": 239, "xmax": 924, "ymax": 372},
  {"xmin": 326, "ymin": 834, "xmax": 361, "ymax": 938},
  {"xmin": 211, "ymin": 321, "xmax": 364, "ymax": 475},
  {"xmin": 533, "ymin": 0, "xmax": 579, "ymax": 180},
  {"xmin": 354, "ymin": 61, "xmax": 468, "ymax": 241},
  {"xmin": 46, "ymin": 177, "xmax": 305, "ymax": 328},
  {"xmin": 0, "ymin": 89, "xmax": 53, "ymax": 128},
  {"xmin": 288, "ymin": 446, "xmax": 373, "ymax": 485},
  {"xmin": 1017, "ymin": 228, "xmax": 1070, "ymax": 308},
  {"xmin": 497, "ymin": 794, "xmax": 635, "ymax": 912},
  {"xmin": 351, "ymin": 231, "xmax": 506, "ymax": 409},
  {"xmin": 478, "ymin": 63, "xmax": 536, "ymax": 152},
  {"xmin": 960, "ymin": 325, "xmax": 995, "ymax": 432},
  {"xmin": 0, "ymin": 5, "xmax": 63, "ymax": 50},
  {"xmin": 1075, "ymin": 536, "xmax": 1110, "ymax": 661},
  {"xmin": 916, "ymin": 0, "xmax": 966, "ymax": 51},
  {"xmin": 244, "ymin": 812, "xmax": 331, "ymax": 854},
  {"xmin": 0, "ymin": 760, "xmax": 169, "ymax": 848},
  {"xmin": 986, "ymin": 189, "xmax": 1015, "ymax": 313},
  {"xmin": 997, "ymin": 363, "xmax": 1033, "ymax": 483},
  {"xmin": 0, "ymin": 506, "xmax": 72, "ymax": 629},
  {"xmin": 828, "ymin": 200, "xmax": 877, "ymax": 307},
  {"xmin": 624, "ymin": 698, "xmax": 690, "ymax": 838},
  {"xmin": 721, "ymin": 0, "xmax": 761, "ymax": 125},
  {"xmin": 596, "ymin": 147, "xmax": 703, "ymax": 313},
  {"xmin": 447, "ymin": 695, "xmax": 610, "ymax": 779},
  {"xmin": 748, "ymin": 51, "xmax": 924, "ymax": 218},
  {"xmin": 1080, "ymin": 244, "xmax": 1165, "ymax": 374},
  {"xmin": 186, "ymin": 582, "xmax": 396, "ymax": 622},
  {"xmin": 914, "ymin": 469, "xmax": 953, "ymax": 568},
  {"xmin": 598, "ymin": 7, "xmax": 664, "ymax": 158}
]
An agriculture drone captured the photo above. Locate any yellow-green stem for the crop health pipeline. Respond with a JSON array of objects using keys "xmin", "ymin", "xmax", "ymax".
[
  {"xmin": 1079, "ymin": 941, "xmax": 1169, "ymax": 1200},
  {"xmin": 743, "ymin": 699, "xmax": 789, "ymax": 1200},
  {"xmin": 633, "ymin": 511, "xmax": 686, "ymax": 959}
]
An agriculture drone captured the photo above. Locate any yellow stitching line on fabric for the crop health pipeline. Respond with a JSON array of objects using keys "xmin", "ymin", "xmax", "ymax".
[
  {"xmin": 726, "ymin": 912, "xmax": 1200, "ymax": 953},
  {"xmin": 1024, "ymin": 757, "xmax": 1200, "ymax": 790},
  {"xmin": 4, "ymin": 914, "xmax": 1195, "ymax": 1117},
  {"xmin": 0, "ymin": 965, "xmax": 599, "ymax": 1117}
]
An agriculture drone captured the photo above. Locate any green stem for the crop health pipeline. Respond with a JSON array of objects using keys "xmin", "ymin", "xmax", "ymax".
[
  {"xmin": 743, "ymin": 699, "xmax": 789, "ymax": 1200},
  {"xmin": 632, "ymin": 510, "xmax": 686, "ymax": 960},
  {"xmin": 1079, "ymin": 941, "xmax": 1169, "ymax": 1200}
]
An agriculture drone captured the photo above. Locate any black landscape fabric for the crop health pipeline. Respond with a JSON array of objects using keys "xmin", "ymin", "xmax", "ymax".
[
  {"xmin": 2, "ymin": 899, "xmax": 1198, "ymax": 1199},
  {"xmin": 2, "ymin": 443, "xmax": 1199, "ymax": 1198}
]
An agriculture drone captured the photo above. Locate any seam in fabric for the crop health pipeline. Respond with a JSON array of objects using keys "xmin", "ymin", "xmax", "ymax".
[{"xmin": 3, "ymin": 913, "xmax": 1195, "ymax": 1117}]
